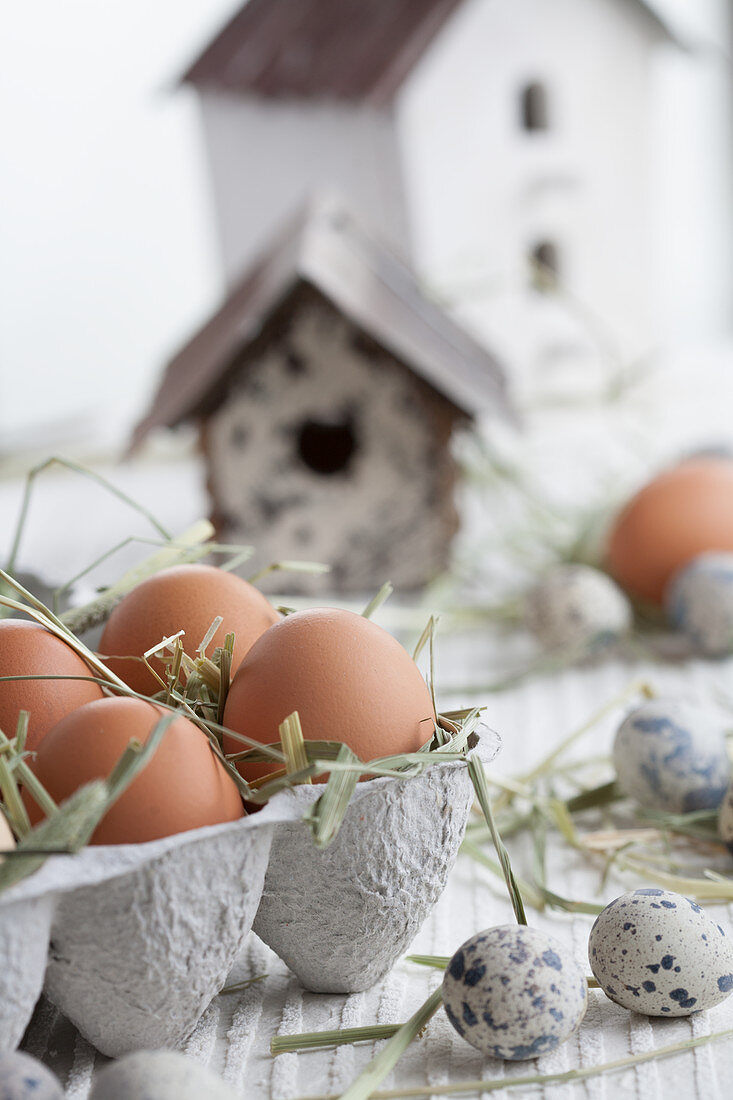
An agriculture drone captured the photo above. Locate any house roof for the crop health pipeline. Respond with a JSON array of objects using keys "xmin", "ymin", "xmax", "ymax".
[
  {"xmin": 180, "ymin": 0, "xmax": 464, "ymax": 105},
  {"xmin": 180, "ymin": 0, "xmax": 682, "ymax": 105},
  {"xmin": 619, "ymin": 0, "xmax": 685, "ymax": 46},
  {"xmin": 131, "ymin": 197, "xmax": 513, "ymax": 451}
]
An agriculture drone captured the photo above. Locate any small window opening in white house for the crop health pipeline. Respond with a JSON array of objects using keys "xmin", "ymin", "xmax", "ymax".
[
  {"xmin": 530, "ymin": 240, "xmax": 560, "ymax": 290},
  {"xmin": 521, "ymin": 82, "xmax": 549, "ymax": 131},
  {"xmin": 297, "ymin": 415, "xmax": 357, "ymax": 475}
]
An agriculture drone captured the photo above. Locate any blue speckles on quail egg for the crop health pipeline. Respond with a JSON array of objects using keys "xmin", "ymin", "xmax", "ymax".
[
  {"xmin": 0, "ymin": 1052, "xmax": 63, "ymax": 1099},
  {"xmin": 589, "ymin": 888, "xmax": 733, "ymax": 1016},
  {"xmin": 665, "ymin": 552, "xmax": 733, "ymax": 656},
  {"xmin": 441, "ymin": 925, "xmax": 588, "ymax": 1060},
  {"xmin": 89, "ymin": 1050, "xmax": 238, "ymax": 1100},
  {"xmin": 525, "ymin": 564, "xmax": 632, "ymax": 652},
  {"xmin": 612, "ymin": 697, "xmax": 730, "ymax": 813}
]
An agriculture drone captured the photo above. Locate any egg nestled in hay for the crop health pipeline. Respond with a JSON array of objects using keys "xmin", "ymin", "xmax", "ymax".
[
  {"xmin": 22, "ymin": 696, "xmax": 244, "ymax": 844},
  {"xmin": 0, "ymin": 620, "xmax": 105, "ymax": 752},
  {"xmin": 223, "ymin": 607, "xmax": 436, "ymax": 783},
  {"xmin": 99, "ymin": 564, "xmax": 279, "ymax": 696}
]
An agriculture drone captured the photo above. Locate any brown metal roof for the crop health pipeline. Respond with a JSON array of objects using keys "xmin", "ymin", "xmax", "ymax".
[
  {"xmin": 180, "ymin": 0, "xmax": 682, "ymax": 104},
  {"xmin": 180, "ymin": 0, "xmax": 466, "ymax": 105},
  {"xmin": 131, "ymin": 196, "xmax": 513, "ymax": 451}
]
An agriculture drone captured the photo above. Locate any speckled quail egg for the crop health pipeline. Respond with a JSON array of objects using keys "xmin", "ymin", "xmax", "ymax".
[
  {"xmin": 589, "ymin": 887, "xmax": 733, "ymax": 1016},
  {"xmin": 665, "ymin": 552, "xmax": 733, "ymax": 656},
  {"xmin": 441, "ymin": 925, "xmax": 588, "ymax": 1060},
  {"xmin": 525, "ymin": 564, "xmax": 632, "ymax": 652},
  {"xmin": 612, "ymin": 697, "xmax": 730, "ymax": 813},
  {"xmin": 89, "ymin": 1050, "xmax": 238, "ymax": 1100},
  {"xmin": 0, "ymin": 1051, "xmax": 63, "ymax": 1099}
]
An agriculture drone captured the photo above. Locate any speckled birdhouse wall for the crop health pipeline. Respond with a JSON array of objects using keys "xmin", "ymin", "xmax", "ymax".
[
  {"xmin": 203, "ymin": 286, "xmax": 465, "ymax": 592},
  {"xmin": 133, "ymin": 201, "xmax": 511, "ymax": 578}
]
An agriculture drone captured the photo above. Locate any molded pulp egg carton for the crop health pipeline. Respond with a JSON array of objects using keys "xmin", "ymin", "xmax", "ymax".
[{"xmin": 0, "ymin": 731, "xmax": 499, "ymax": 1057}]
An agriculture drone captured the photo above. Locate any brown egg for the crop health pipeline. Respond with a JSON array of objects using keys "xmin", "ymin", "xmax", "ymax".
[
  {"xmin": 223, "ymin": 607, "xmax": 437, "ymax": 783},
  {"xmin": 0, "ymin": 620, "xmax": 105, "ymax": 752},
  {"xmin": 23, "ymin": 696, "xmax": 244, "ymax": 845},
  {"xmin": 99, "ymin": 564, "xmax": 279, "ymax": 696},
  {"xmin": 606, "ymin": 458, "xmax": 733, "ymax": 605}
]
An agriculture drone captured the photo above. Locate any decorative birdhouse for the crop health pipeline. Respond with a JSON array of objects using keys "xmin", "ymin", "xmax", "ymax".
[{"xmin": 133, "ymin": 198, "xmax": 512, "ymax": 591}]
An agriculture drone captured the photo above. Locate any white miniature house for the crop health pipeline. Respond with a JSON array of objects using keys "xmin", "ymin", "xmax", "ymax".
[{"xmin": 181, "ymin": 0, "xmax": 680, "ymax": 375}]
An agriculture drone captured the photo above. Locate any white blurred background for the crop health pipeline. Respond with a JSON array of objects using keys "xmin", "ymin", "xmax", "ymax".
[
  {"xmin": 1, "ymin": 0, "xmax": 731, "ymax": 450},
  {"xmin": 1, "ymin": 0, "xmax": 238, "ymax": 451},
  {"xmin": 1, "ymin": 0, "xmax": 733, "ymax": 591}
]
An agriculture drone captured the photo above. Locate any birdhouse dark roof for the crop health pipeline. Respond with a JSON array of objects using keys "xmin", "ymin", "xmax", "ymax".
[
  {"xmin": 180, "ymin": 0, "xmax": 682, "ymax": 104},
  {"xmin": 131, "ymin": 197, "xmax": 513, "ymax": 451},
  {"xmin": 180, "ymin": 0, "xmax": 465, "ymax": 105}
]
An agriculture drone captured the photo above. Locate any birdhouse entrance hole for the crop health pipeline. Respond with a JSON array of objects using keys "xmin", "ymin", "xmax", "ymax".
[{"xmin": 297, "ymin": 415, "xmax": 357, "ymax": 475}]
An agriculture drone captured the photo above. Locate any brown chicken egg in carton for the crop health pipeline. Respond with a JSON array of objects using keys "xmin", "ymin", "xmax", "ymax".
[{"xmin": 0, "ymin": 564, "xmax": 499, "ymax": 1056}]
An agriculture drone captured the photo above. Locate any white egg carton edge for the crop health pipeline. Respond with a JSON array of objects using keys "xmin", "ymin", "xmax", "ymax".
[{"xmin": 0, "ymin": 731, "xmax": 499, "ymax": 1058}]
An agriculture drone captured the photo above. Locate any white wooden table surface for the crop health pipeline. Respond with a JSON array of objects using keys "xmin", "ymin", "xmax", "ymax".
[{"xmin": 14, "ymin": 629, "xmax": 733, "ymax": 1100}]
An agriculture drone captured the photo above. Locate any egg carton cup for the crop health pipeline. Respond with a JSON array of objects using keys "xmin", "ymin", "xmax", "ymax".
[
  {"xmin": 0, "ymin": 892, "xmax": 55, "ymax": 1053},
  {"xmin": 0, "ymin": 729, "xmax": 498, "ymax": 1054},
  {"xmin": 0, "ymin": 796, "xmax": 300, "ymax": 1058},
  {"xmin": 253, "ymin": 729, "xmax": 500, "ymax": 992}
]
